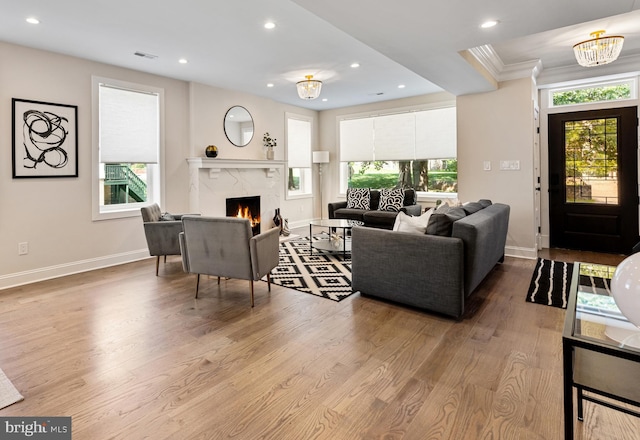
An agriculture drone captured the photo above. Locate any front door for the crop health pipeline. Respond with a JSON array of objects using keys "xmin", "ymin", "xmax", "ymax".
[{"xmin": 548, "ymin": 106, "xmax": 638, "ymax": 254}]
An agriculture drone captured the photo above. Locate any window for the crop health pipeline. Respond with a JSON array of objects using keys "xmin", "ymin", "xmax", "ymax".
[
  {"xmin": 286, "ymin": 113, "xmax": 312, "ymax": 198},
  {"xmin": 92, "ymin": 77, "xmax": 163, "ymax": 220},
  {"xmin": 550, "ymin": 79, "xmax": 635, "ymax": 107},
  {"xmin": 338, "ymin": 106, "xmax": 457, "ymax": 195}
]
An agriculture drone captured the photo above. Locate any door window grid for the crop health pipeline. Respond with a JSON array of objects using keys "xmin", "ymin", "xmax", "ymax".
[{"xmin": 564, "ymin": 117, "xmax": 618, "ymax": 205}]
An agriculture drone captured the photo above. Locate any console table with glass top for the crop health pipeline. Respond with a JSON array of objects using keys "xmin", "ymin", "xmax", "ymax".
[
  {"xmin": 563, "ymin": 262, "xmax": 640, "ymax": 439},
  {"xmin": 309, "ymin": 219, "xmax": 363, "ymax": 260}
]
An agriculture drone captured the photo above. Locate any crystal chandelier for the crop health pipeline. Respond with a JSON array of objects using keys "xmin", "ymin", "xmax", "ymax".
[
  {"xmin": 296, "ymin": 75, "xmax": 322, "ymax": 100},
  {"xmin": 573, "ymin": 30, "xmax": 624, "ymax": 67}
]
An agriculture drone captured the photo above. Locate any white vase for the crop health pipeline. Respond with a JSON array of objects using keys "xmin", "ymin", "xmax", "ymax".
[
  {"xmin": 266, "ymin": 148, "xmax": 274, "ymax": 160},
  {"xmin": 611, "ymin": 253, "xmax": 640, "ymax": 328}
]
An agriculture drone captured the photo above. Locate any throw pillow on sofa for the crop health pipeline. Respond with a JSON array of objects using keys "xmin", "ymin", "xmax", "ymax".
[
  {"xmin": 462, "ymin": 201, "xmax": 484, "ymax": 215},
  {"xmin": 378, "ymin": 188, "xmax": 404, "ymax": 212},
  {"xmin": 426, "ymin": 206, "xmax": 466, "ymax": 236},
  {"xmin": 346, "ymin": 188, "xmax": 370, "ymax": 210},
  {"xmin": 393, "ymin": 209, "xmax": 434, "ymax": 234}
]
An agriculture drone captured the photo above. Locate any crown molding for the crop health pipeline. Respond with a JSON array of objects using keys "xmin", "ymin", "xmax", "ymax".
[{"xmin": 467, "ymin": 45, "xmax": 543, "ymax": 83}]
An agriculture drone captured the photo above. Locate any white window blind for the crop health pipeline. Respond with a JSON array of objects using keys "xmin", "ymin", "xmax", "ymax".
[
  {"xmin": 99, "ymin": 84, "xmax": 159, "ymax": 164},
  {"xmin": 373, "ymin": 113, "xmax": 415, "ymax": 160},
  {"xmin": 339, "ymin": 106, "xmax": 456, "ymax": 161},
  {"xmin": 415, "ymin": 107, "xmax": 456, "ymax": 159},
  {"xmin": 339, "ymin": 118, "xmax": 374, "ymax": 161},
  {"xmin": 287, "ymin": 118, "xmax": 311, "ymax": 168}
]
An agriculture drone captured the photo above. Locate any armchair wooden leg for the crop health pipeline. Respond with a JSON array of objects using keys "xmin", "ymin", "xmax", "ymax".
[
  {"xmin": 164, "ymin": 255, "xmax": 167, "ymax": 263},
  {"xmin": 250, "ymin": 280, "xmax": 254, "ymax": 307},
  {"xmin": 267, "ymin": 273, "xmax": 272, "ymax": 292},
  {"xmin": 195, "ymin": 274, "xmax": 201, "ymax": 299},
  {"xmin": 155, "ymin": 256, "xmax": 160, "ymax": 276},
  {"xmin": 217, "ymin": 276, "xmax": 221, "ymax": 285}
]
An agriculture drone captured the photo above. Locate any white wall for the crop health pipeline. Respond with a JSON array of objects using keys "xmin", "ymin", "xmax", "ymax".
[
  {"xmin": 188, "ymin": 82, "xmax": 318, "ymax": 228},
  {"xmin": 0, "ymin": 42, "xmax": 317, "ymax": 289},
  {"xmin": 457, "ymin": 78, "xmax": 537, "ymax": 258}
]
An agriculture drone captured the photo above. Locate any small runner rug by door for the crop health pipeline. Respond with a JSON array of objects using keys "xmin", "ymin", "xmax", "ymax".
[
  {"xmin": 269, "ymin": 236, "xmax": 355, "ymax": 302},
  {"xmin": 526, "ymin": 258, "xmax": 574, "ymax": 309}
]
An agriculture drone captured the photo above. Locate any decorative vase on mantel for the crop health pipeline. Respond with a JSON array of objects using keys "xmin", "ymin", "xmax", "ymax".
[
  {"xmin": 205, "ymin": 145, "xmax": 218, "ymax": 158},
  {"xmin": 266, "ymin": 147, "xmax": 275, "ymax": 160}
]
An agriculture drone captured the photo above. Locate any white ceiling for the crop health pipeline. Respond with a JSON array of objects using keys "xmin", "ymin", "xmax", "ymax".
[{"xmin": 1, "ymin": 0, "xmax": 640, "ymax": 110}]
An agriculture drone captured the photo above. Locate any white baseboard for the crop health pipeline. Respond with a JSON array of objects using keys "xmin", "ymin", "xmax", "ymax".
[
  {"xmin": 0, "ymin": 250, "xmax": 151, "ymax": 291},
  {"xmin": 505, "ymin": 245, "xmax": 538, "ymax": 260}
]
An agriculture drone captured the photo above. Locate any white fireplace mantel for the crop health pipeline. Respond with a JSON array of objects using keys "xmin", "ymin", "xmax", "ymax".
[
  {"xmin": 186, "ymin": 157, "xmax": 285, "ymax": 214},
  {"xmin": 186, "ymin": 157, "xmax": 285, "ymax": 179}
]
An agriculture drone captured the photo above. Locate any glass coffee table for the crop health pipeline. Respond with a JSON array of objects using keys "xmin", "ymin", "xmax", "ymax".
[
  {"xmin": 563, "ymin": 262, "xmax": 640, "ymax": 439},
  {"xmin": 309, "ymin": 219, "xmax": 364, "ymax": 260}
]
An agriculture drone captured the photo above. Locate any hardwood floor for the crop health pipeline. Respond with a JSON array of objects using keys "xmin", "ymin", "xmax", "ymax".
[{"xmin": 0, "ymin": 247, "xmax": 637, "ymax": 439}]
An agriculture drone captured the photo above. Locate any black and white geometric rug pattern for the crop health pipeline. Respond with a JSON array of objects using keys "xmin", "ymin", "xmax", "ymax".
[
  {"xmin": 526, "ymin": 258, "xmax": 574, "ymax": 309},
  {"xmin": 268, "ymin": 236, "xmax": 355, "ymax": 302}
]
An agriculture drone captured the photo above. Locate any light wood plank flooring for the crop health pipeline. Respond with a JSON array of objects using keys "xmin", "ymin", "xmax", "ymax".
[{"xmin": 0, "ymin": 247, "xmax": 637, "ymax": 439}]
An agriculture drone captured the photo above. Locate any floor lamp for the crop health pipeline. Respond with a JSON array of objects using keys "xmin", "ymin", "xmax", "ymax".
[{"xmin": 312, "ymin": 151, "xmax": 330, "ymax": 219}]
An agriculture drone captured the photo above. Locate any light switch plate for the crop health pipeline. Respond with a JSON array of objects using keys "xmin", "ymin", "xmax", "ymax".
[
  {"xmin": 483, "ymin": 161, "xmax": 491, "ymax": 171},
  {"xmin": 500, "ymin": 160, "xmax": 520, "ymax": 171}
]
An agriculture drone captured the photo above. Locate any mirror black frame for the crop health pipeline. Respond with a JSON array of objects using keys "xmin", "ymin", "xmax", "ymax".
[{"xmin": 223, "ymin": 106, "xmax": 254, "ymax": 147}]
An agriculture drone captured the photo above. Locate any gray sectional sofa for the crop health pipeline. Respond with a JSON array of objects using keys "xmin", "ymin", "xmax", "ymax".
[
  {"xmin": 351, "ymin": 202, "xmax": 510, "ymax": 319},
  {"xmin": 328, "ymin": 188, "xmax": 422, "ymax": 229}
]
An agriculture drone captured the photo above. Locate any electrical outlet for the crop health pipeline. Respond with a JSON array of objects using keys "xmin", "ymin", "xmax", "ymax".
[{"xmin": 18, "ymin": 242, "xmax": 28, "ymax": 255}]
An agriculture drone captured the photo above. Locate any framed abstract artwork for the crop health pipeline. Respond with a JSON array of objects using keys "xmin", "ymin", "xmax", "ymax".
[{"xmin": 12, "ymin": 98, "xmax": 78, "ymax": 178}]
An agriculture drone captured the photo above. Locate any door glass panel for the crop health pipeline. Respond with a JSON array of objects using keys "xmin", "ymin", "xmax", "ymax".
[{"xmin": 564, "ymin": 118, "xmax": 618, "ymax": 205}]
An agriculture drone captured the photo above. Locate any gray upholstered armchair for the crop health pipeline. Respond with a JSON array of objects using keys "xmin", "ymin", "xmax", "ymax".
[
  {"xmin": 179, "ymin": 216, "xmax": 280, "ymax": 306},
  {"xmin": 141, "ymin": 203, "xmax": 192, "ymax": 275}
]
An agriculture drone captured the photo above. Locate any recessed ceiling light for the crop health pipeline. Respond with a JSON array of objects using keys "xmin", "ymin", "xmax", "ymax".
[
  {"xmin": 481, "ymin": 20, "xmax": 499, "ymax": 28},
  {"xmin": 264, "ymin": 21, "xmax": 276, "ymax": 29},
  {"xmin": 26, "ymin": 17, "xmax": 40, "ymax": 24},
  {"xmin": 351, "ymin": 63, "xmax": 360, "ymax": 68},
  {"xmin": 178, "ymin": 58, "xmax": 188, "ymax": 64},
  {"xmin": 267, "ymin": 83, "xmax": 274, "ymax": 88},
  {"xmin": 398, "ymin": 84, "xmax": 406, "ymax": 89},
  {"xmin": 322, "ymin": 98, "xmax": 328, "ymax": 102}
]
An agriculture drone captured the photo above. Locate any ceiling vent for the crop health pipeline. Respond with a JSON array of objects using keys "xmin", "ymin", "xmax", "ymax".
[{"xmin": 134, "ymin": 51, "xmax": 158, "ymax": 60}]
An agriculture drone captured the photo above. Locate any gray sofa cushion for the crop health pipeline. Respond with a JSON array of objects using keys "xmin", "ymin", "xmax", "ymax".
[
  {"xmin": 333, "ymin": 208, "xmax": 368, "ymax": 221},
  {"xmin": 426, "ymin": 206, "xmax": 466, "ymax": 236}
]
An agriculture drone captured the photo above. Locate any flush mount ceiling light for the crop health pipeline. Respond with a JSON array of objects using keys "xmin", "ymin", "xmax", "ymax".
[
  {"xmin": 573, "ymin": 30, "xmax": 624, "ymax": 67},
  {"xmin": 296, "ymin": 75, "xmax": 322, "ymax": 100}
]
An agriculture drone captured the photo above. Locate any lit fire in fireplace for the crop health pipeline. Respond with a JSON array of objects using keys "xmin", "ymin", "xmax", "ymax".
[
  {"xmin": 235, "ymin": 205, "xmax": 260, "ymax": 229},
  {"xmin": 226, "ymin": 195, "xmax": 260, "ymax": 236}
]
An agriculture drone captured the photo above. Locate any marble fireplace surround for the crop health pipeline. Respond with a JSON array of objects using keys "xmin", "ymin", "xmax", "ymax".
[{"xmin": 186, "ymin": 158, "xmax": 286, "ymax": 233}]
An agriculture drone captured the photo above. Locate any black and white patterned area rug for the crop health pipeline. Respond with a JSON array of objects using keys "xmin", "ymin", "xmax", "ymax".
[
  {"xmin": 526, "ymin": 258, "xmax": 574, "ymax": 309},
  {"xmin": 268, "ymin": 236, "xmax": 355, "ymax": 302}
]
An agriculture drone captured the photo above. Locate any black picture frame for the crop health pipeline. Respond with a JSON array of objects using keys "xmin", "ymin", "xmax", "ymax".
[{"xmin": 12, "ymin": 98, "xmax": 78, "ymax": 178}]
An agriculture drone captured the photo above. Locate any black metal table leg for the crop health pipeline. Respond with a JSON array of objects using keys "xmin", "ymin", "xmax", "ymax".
[{"xmin": 563, "ymin": 340, "xmax": 574, "ymax": 439}]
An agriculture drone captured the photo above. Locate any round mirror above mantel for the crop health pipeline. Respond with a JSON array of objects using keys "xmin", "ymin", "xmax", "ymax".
[{"xmin": 223, "ymin": 106, "xmax": 254, "ymax": 147}]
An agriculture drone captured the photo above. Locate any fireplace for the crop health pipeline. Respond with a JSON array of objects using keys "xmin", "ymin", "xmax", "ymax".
[{"xmin": 226, "ymin": 196, "xmax": 260, "ymax": 236}]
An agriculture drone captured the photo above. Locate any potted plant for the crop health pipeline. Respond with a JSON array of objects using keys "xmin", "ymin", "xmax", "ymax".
[{"xmin": 263, "ymin": 132, "xmax": 276, "ymax": 160}]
